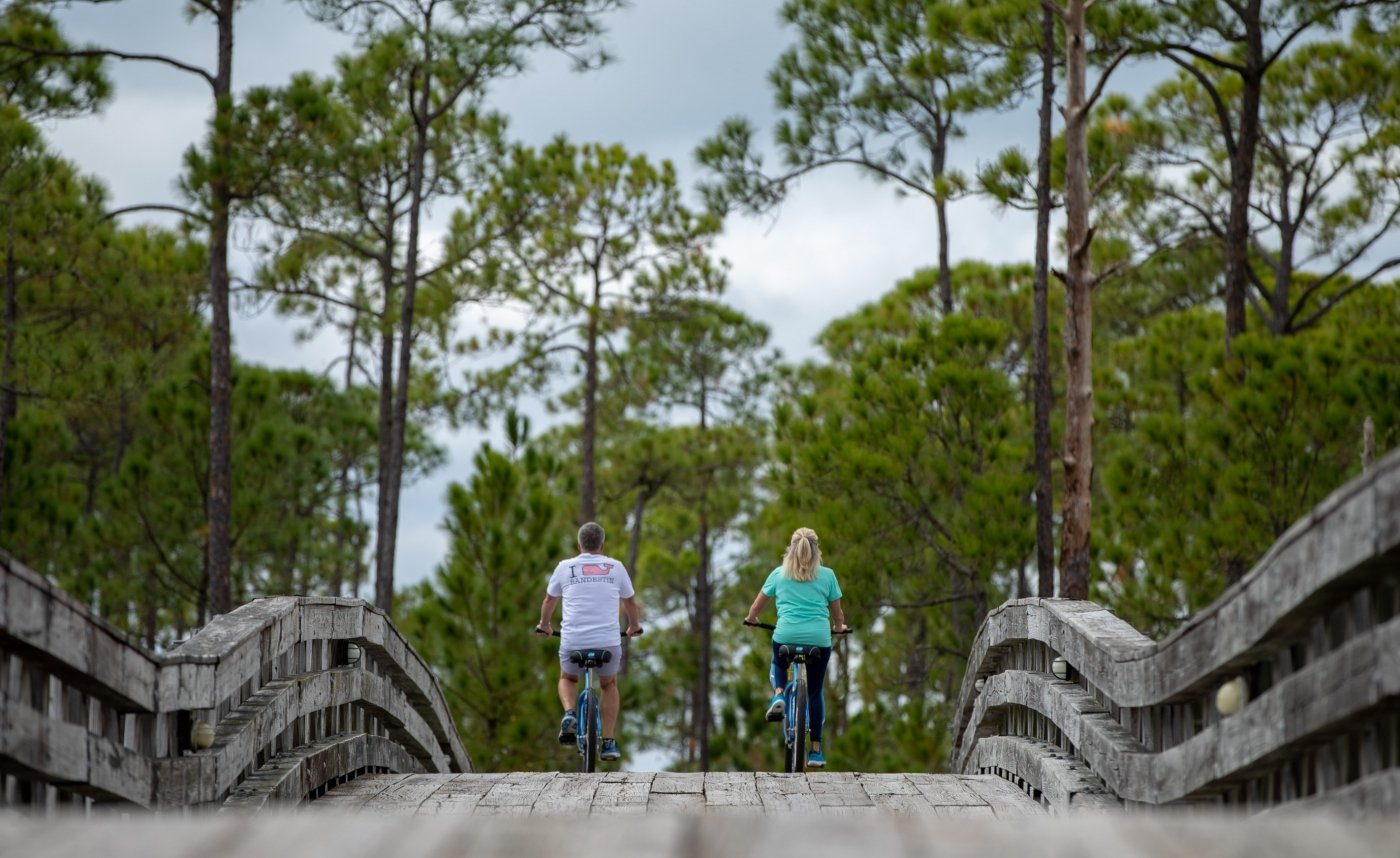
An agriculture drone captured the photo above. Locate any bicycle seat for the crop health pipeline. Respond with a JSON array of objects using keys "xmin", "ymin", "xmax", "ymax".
[
  {"xmin": 568, "ymin": 649, "xmax": 612, "ymax": 668},
  {"xmin": 777, "ymin": 644, "xmax": 809, "ymax": 662}
]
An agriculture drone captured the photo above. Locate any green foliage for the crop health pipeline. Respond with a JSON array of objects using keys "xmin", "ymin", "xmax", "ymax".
[
  {"xmin": 528, "ymin": 297, "xmax": 777, "ymax": 770},
  {"xmin": 699, "ymin": 0, "xmax": 1030, "ymax": 214},
  {"xmin": 73, "ymin": 351, "xmax": 390, "ymax": 644},
  {"xmin": 396, "ymin": 413, "xmax": 576, "ymax": 772},
  {"xmin": 1098, "ymin": 23, "xmax": 1400, "ymax": 335},
  {"xmin": 470, "ymin": 138, "xmax": 725, "ymax": 403},
  {"xmin": 0, "ymin": 118, "xmax": 391, "ymax": 644},
  {"xmin": 0, "ymin": 3, "xmax": 110, "ymax": 119},
  {"xmin": 755, "ymin": 262, "xmax": 1036, "ymax": 770},
  {"xmin": 1098, "ymin": 284, "xmax": 1400, "ymax": 635}
]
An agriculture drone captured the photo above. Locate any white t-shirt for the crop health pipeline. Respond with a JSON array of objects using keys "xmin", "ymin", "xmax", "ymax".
[{"xmin": 546, "ymin": 552, "xmax": 636, "ymax": 649}]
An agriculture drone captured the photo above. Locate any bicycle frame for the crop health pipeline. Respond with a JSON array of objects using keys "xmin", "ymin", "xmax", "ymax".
[
  {"xmin": 552, "ymin": 635, "xmax": 608, "ymax": 772},
  {"xmin": 744, "ymin": 620, "xmax": 851, "ymax": 774},
  {"xmin": 779, "ymin": 645, "xmax": 812, "ymax": 774},
  {"xmin": 573, "ymin": 654, "xmax": 604, "ymax": 772},
  {"xmin": 539, "ymin": 626, "xmax": 642, "ymax": 772}
]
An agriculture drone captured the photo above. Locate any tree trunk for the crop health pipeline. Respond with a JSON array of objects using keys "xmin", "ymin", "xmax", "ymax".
[
  {"xmin": 1058, "ymin": 0, "xmax": 1094, "ymax": 601},
  {"xmin": 332, "ymin": 314, "xmax": 358, "ymax": 598},
  {"xmin": 353, "ymin": 464, "xmax": 367, "ymax": 599},
  {"xmin": 373, "ymin": 244, "xmax": 396, "ymax": 604},
  {"xmin": 1273, "ymin": 223, "xmax": 1294, "ymax": 335},
  {"xmin": 205, "ymin": 0, "xmax": 235, "ymax": 617},
  {"xmin": 694, "ymin": 392, "xmax": 712, "ymax": 769},
  {"xmin": 281, "ymin": 531, "xmax": 300, "ymax": 596},
  {"xmin": 695, "ymin": 504, "xmax": 712, "ymax": 770},
  {"xmin": 580, "ymin": 277, "xmax": 601, "ymax": 524},
  {"xmin": 143, "ymin": 564, "xmax": 158, "ymax": 650},
  {"xmin": 1224, "ymin": 3, "xmax": 1265, "ymax": 349},
  {"xmin": 620, "ymin": 485, "xmax": 652, "ymax": 675},
  {"xmin": 625, "ymin": 487, "xmax": 650, "ymax": 575},
  {"xmin": 934, "ymin": 123, "xmax": 953, "ymax": 315},
  {"xmin": 378, "ymin": 78, "xmax": 431, "ymax": 614},
  {"xmin": 0, "ymin": 225, "xmax": 18, "ymax": 525},
  {"xmin": 1034, "ymin": 2, "xmax": 1057, "ymax": 598}
]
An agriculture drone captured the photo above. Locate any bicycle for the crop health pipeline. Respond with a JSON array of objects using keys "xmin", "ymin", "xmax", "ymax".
[
  {"xmin": 743, "ymin": 619, "xmax": 852, "ymax": 773},
  {"xmin": 536, "ymin": 626, "xmax": 642, "ymax": 772}
]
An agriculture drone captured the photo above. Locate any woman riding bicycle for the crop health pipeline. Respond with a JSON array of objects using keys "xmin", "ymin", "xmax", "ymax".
[{"xmin": 743, "ymin": 526, "xmax": 848, "ymax": 769}]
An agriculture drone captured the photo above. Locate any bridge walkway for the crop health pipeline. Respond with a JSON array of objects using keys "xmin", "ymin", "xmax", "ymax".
[
  {"xmin": 6, "ymin": 806, "xmax": 1398, "ymax": 858},
  {"xmin": 307, "ymin": 771, "xmax": 1043, "ymax": 816}
]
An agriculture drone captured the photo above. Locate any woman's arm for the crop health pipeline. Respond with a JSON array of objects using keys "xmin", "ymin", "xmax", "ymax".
[
  {"xmin": 829, "ymin": 598, "xmax": 847, "ymax": 633},
  {"xmin": 745, "ymin": 592, "xmax": 772, "ymax": 623}
]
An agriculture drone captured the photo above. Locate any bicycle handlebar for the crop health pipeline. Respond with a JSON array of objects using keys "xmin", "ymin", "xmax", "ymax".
[
  {"xmin": 743, "ymin": 619, "xmax": 852, "ymax": 634},
  {"xmin": 534, "ymin": 626, "xmax": 643, "ymax": 638}
]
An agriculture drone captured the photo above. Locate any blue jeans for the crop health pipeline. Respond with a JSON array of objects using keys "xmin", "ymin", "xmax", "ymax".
[{"xmin": 770, "ymin": 642, "xmax": 832, "ymax": 744}]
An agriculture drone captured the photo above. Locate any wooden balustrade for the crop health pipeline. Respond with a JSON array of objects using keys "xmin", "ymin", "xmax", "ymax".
[
  {"xmin": 951, "ymin": 448, "xmax": 1400, "ymax": 814},
  {"xmin": 0, "ymin": 553, "xmax": 471, "ymax": 812}
]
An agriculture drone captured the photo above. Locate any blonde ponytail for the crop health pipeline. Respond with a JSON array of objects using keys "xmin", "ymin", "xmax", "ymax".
[{"xmin": 781, "ymin": 527, "xmax": 821, "ymax": 582}]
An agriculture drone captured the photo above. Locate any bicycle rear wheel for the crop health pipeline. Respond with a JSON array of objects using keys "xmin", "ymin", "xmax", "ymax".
[
  {"xmin": 780, "ymin": 698, "xmax": 795, "ymax": 772},
  {"xmin": 790, "ymin": 669, "xmax": 808, "ymax": 774},
  {"xmin": 581, "ymin": 688, "xmax": 599, "ymax": 773}
]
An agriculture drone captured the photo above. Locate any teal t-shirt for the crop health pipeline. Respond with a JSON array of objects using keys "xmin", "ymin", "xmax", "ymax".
[{"xmin": 762, "ymin": 565, "xmax": 843, "ymax": 647}]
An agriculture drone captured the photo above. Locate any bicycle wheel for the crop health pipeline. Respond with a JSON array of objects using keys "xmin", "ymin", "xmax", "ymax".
[
  {"xmin": 780, "ymin": 688, "xmax": 796, "ymax": 772},
  {"xmin": 791, "ymin": 668, "xmax": 808, "ymax": 774},
  {"xmin": 581, "ymin": 687, "xmax": 599, "ymax": 773}
]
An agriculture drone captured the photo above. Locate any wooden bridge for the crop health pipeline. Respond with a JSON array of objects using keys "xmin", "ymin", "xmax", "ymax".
[{"xmin": 2, "ymin": 451, "xmax": 1398, "ymax": 850}]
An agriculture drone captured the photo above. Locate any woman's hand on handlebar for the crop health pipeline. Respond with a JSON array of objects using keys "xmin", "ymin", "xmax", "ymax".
[{"xmin": 834, "ymin": 624, "xmax": 853, "ymax": 635}]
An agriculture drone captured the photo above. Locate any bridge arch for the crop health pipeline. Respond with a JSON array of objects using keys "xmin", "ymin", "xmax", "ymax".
[
  {"xmin": 951, "ymin": 448, "xmax": 1400, "ymax": 814},
  {"xmin": 0, "ymin": 556, "xmax": 470, "ymax": 811}
]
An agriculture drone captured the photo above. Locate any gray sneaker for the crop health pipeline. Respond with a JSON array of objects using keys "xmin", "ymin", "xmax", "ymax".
[
  {"xmin": 558, "ymin": 710, "xmax": 578, "ymax": 745},
  {"xmin": 600, "ymin": 738, "xmax": 621, "ymax": 761}
]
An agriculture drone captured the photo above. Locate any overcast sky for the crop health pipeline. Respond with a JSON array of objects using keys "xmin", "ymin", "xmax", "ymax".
[{"xmin": 44, "ymin": 0, "xmax": 1046, "ymax": 592}]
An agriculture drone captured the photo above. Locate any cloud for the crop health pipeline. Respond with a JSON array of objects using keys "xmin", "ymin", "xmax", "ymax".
[{"xmin": 716, "ymin": 169, "xmax": 1037, "ymax": 361}]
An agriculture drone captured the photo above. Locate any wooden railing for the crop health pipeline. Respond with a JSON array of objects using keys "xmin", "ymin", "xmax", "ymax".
[
  {"xmin": 951, "ymin": 448, "xmax": 1400, "ymax": 814},
  {"xmin": 0, "ymin": 554, "xmax": 471, "ymax": 811}
]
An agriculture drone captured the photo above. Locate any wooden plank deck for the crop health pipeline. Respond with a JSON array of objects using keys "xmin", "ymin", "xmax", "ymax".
[
  {"xmin": 317, "ymin": 772, "xmax": 1043, "ymax": 816},
  {"xmin": 5, "ymin": 808, "xmax": 1398, "ymax": 858}
]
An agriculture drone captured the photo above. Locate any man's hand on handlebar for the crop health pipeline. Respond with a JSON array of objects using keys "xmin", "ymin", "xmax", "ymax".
[
  {"xmin": 625, "ymin": 624, "xmax": 644, "ymax": 637},
  {"xmin": 533, "ymin": 623, "xmax": 552, "ymax": 637}
]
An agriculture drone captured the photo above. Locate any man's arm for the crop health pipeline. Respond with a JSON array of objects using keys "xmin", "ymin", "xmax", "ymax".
[
  {"xmin": 622, "ymin": 596, "xmax": 642, "ymax": 636},
  {"xmin": 536, "ymin": 594, "xmax": 559, "ymax": 634}
]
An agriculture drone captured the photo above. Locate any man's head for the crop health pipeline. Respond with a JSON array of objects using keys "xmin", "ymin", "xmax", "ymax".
[{"xmin": 577, "ymin": 521, "xmax": 605, "ymax": 553}]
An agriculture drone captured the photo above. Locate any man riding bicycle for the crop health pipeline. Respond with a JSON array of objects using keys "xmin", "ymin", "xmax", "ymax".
[{"xmin": 536, "ymin": 521, "xmax": 642, "ymax": 762}]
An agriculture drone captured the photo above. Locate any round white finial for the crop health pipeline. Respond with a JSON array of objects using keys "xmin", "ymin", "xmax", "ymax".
[
  {"xmin": 1216, "ymin": 676, "xmax": 1248, "ymax": 716},
  {"xmin": 191, "ymin": 720, "xmax": 215, "ymax": 750}
]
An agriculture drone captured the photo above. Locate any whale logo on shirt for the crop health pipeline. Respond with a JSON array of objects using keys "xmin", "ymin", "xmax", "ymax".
[{"xmin": 581, "ymin": 563, "xmax": 614, "ymax": 576}]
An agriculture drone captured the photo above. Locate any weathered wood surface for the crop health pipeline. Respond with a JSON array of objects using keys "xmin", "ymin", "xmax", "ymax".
[
  {"xmin": 2, "ymin": 549, "xmax": 470, "ymax": 808},
  {"xmin": 6, "ymin": 811, "xmax": 1400, "ymax": 858},
  {"xmin": 310, "ymin": 772, "xmax": 1043, "ymax": 817},
  {"xmin": 949, "ymin": 449, "xmax": 1400, "ymax": 811}
]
